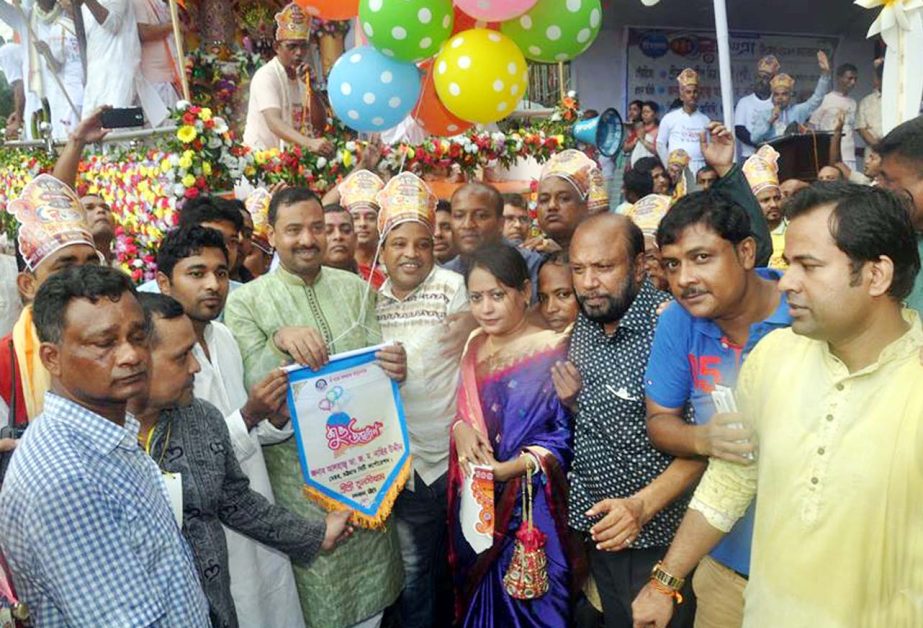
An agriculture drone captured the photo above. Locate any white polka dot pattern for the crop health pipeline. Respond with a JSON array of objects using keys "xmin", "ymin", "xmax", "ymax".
[
  {"xmin": 567, "ymin": 281, "xmax": 691, "ymax": 547},
  {"xmin": 359, "ymin": 0, "xmax": 455, "ymax": 62},
  {"xmin": 501, "ymin": 0, "xmax": 602, "ymax": 64}
]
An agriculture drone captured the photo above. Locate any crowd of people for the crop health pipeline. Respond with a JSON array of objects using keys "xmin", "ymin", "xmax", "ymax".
[
  {"xmin": 0, "ymin": 0, "xmax": 181, "ymax": 140},
  {"xmin": 1, "ymin": 3, "xmax": 923, "ymax": 628}
]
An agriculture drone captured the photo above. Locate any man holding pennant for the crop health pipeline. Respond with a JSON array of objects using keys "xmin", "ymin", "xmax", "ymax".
[{"xmin": 225, "ymin": 186, "xmax": 406, "ymax": 628}]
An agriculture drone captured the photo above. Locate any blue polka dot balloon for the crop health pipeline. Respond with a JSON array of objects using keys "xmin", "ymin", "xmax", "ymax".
[{"xmin": 328, "ymin": 45, "xmax": 422, "ymax": 133}]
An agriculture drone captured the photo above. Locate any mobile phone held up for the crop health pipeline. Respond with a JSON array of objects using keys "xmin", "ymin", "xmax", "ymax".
[{"xmin": 100, "ymin": 107, "xmax": 144, "ymax": 129}]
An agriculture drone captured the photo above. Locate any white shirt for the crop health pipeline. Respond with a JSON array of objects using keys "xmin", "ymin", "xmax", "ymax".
[
  {"xmin": 0, "ymin": 1, "xmax": 42, "ymax": 139},
  {"xmin": 243, "ymin": 58, "xmax": 305, "ymax": 151},
  {"xmin": 0, "ymin": 255, "xmax": 21, "ymax": 340},
  {"xmin": 809, "ymin": 91, "xmax": 858, "ymax": 168},
  {"xmin": 81, "ymin": 0, "xmax": 167, "ymax": 127},
  {"xmin": 734, "ymin": 93, "xmax": 774, "ymax": 158},
  {"xmin": 33, "ymin": 14, "xmax": 84, "ymax": 139},
  {"xmin": 376, "ymin": 266, "xmax": 468, "ymax": 486},
  {"xmin": 193, "ymin": 322, "xmax": 306, "ymax": 628},
  {"xmin": 656, "ymin": 107, "xmax": 711, "ymax": 173},
  {"xmin": 0, "ymin": 42, "xmax": 22, "ymax": 84},
  {"xmin": 856, "ymin": 90, "xmax": 882, "ymax": 144}
]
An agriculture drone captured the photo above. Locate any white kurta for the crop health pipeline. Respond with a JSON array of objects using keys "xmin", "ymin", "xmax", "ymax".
[
  {"xmin": 81, "ymin": 0, "xmax": 167, "ymax": 127},
  {"xmin": 193, "ymin": 322, "xmax": 306, "ymax": 628},
  {"xmin": 734, "ymin": 92, "xmax": 773, "ymax": 159},
  {"xmin": 0, "ymin": 0, "xmax": 42, "ymax": 139},
  {"xmin": 33, "ymin": 14, "xmax": 84, "ymax": 139},
  {"xmin": 656, "ymin": 107, "xmax": 711, "ymax": 174}
]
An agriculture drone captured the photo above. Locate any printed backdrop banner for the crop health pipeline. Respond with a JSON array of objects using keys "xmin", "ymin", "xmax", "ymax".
[
  {"xmin": 286, "ymin": 344, "xmax": 411, "ymax": 529},
  {"xmin": 626, "ymin": 28, "xmax": 840, "ymax": 119}
]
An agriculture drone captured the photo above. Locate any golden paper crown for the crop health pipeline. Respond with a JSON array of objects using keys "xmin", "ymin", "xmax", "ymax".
[
  {"xmin": 338, "ymin": 169, "xmax": 384, "ymax": 213},
  {"xmin": 677, "ymin": 68, "xmax": 699, "ymax": 87},
  {"xmin": 10, "ymin": 174, "xmax": 98, "ymax": 272},
  {"xmin": 757, "ymin": 55, "xmax": 781, "ymax": 76},
  {"xmin": 244, "ymin": 187, "xmax": 272, "ymax": 245},
  {"xmin": 742, "ymin": 145, "xmax": 781, "ymax": 196},
  {"xmin": 275, "ymin": 2, "xmax": 310, "ymax": 41},
  {"xmin": 770, "ymin": 73, "xmax": 795, "ymax": 91},
  {"xmin": 376, "ymin": 172, "xmax": 437, "ymax": 238},
  {"xmin": 627, "ymin": 194, "xmax": 672, "ymax": 237},
  {"xmin": 541, "ymin": 149, "xmax": 608, "ymax": 211},
  {"xmin": 668, "ymin": 149, "xmax": 690, "ymax": 168}
]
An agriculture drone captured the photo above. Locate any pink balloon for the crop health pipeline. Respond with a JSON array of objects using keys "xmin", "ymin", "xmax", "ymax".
[{"xmin": 453, "ymin": 0, "xmax": 538, "ymax": 22}]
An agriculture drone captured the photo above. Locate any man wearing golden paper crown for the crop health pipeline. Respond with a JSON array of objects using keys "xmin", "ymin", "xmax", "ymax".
[
  {"xmin": 734, "ymin": 55, "xmax": 781, "ymax": 159},
  {"xmin": 0, "ymin": 174, "xmax": 103, "ymax": 442},
  {"xmin": 624, "ymin": 193, "xmax": 672, "ymax": 292},
  {"xmin": 224, "ymin": 185, "xmax": 407, "ymax": 628},
  {"xmin": 657, "ymin": 68, "xmax": 712, "ymax": 175},
  {"xmin": 336, "ymin": 169, "xmax": 388, "ymax": 290},
  {"xmin": 743, "ymin": 145, "xmax": 787, "ymax": 270},
  {"xmin": 374, "ymin": 173, "xmax": 469, "ymax": 628},
  {"xmin": 750, "ymin": 51, "xmax": 832, "ymax": 144},
  {"xmin": 529, "ymin": 149, "xmax": 610, "ymax": 254},
  {"xmin": 243, "ymin": 2, "xmax": 334, "ymax": 155}
]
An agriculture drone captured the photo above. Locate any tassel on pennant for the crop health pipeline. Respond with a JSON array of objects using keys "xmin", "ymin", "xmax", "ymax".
[{"xmin": 302, "ymin": 455, "xmax": 412, "ymax": 530}]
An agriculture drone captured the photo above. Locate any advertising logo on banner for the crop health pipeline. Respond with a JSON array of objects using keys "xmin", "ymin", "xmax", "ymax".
[
  {"xmin": 286, "ymin": 343, "xmax": 411, "ymax": 529},
  {"xmin": 626, "ymin": 28, "xmax": 839, "ymax": 119}
]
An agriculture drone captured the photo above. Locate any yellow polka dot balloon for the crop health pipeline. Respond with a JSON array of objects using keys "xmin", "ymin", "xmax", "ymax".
[{"xmin": 433, "ymin": 29, "xmax": 528, "ymax": 124}]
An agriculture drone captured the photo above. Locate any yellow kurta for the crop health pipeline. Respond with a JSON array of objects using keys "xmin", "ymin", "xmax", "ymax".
[{"xmin": 690, "ymin": 310, "xmax": 923, "ymax": 628}]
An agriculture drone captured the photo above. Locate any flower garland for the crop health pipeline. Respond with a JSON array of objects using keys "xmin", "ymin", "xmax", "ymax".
[{"xmin": 0, "ymin": 114, "xmax": 576, "ymax": 280}]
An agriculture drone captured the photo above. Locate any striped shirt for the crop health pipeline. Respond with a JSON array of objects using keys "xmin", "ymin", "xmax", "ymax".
[{"xmin": 0, "ymin": 392, "xmax": 209, "ymax": 627}]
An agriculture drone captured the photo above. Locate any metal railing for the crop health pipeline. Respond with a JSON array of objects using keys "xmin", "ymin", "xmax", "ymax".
[{"xmin": 2, "ymin": 125, "xmax": 179, "ymax": 154}]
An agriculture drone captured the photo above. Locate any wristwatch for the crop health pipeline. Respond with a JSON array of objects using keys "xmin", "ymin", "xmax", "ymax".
[{"xmin": 651, "ymin": 561, "xmax": 685, "ymax": 591}]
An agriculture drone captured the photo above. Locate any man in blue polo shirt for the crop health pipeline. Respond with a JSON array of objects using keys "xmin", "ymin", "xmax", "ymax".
[{"xmin": 643, "ymin": 189, "xmax": 791, "ymax": 628}]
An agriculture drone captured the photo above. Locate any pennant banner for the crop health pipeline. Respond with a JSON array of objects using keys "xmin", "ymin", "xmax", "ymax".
[{"xmin": 286, "ymin": 343, "xmax": 411, "ymax": 529}]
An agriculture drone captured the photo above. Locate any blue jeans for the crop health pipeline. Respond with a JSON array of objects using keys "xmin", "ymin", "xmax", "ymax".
[{"xmin": 394, "ymin": 471, "xmax": 449, "ymax": 628}]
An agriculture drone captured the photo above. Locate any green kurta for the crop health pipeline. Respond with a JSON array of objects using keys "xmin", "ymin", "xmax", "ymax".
[{"xmin": 225, "ymin": 265, "xmax": 403, "ymax": 628}]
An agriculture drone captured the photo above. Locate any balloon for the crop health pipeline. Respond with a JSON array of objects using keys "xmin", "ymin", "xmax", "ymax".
[
  {"xmin": 359, "ymin": 0, "xmax": 454, "ymax": 62},
  {"xmin": 454, "ymin": 0, "xmax": 537, "ymax": 22},
  {"xmin": 433, "ymin": 29, "xmax": 527, "ymax": 124},
  {"xmin": 329, "ymin": 46, "xmax": 422, "ymax": 133},
  {"xmin": 413, "ymin": 60, "xmax": 474, "ymax": 136},
  {"xmin": 501, "ymin": 0, "xmax": 602, "ymax": 63},
  {"xmin": 451, "ymin": 6, "xmax": 499, "ymax": 34},
  {"xmin": 295, "ymin": 0, "xmax": 359, "ymax": 20}
]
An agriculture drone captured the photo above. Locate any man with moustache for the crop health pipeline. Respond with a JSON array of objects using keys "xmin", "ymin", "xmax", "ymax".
[
  {"xmin": 243, "ymin": 2, "xmax": 333, "ymax": 154},
  {"xmin": 567, "ymin": 212, "xmax": 701, "ymax": 627},
  {"xmin": 153, "ymin": 225, "xmax": 305, "ymax": 627},
  {"xmin": 0, "ymin": 175, "xmax": 103, "ymax": 430},
  {"xmin": 734, "ymin": 56, "xmax": 781, "ymax": 159},
  {"xmin": 224, "ymin": 186, "xmax": 407, "ymax": 628},
  {"xmin": 643, "ymin": 189, "xmax": 791, "ymax": 627},
  {"xmin": 633, "ymin": 184, "xmax": 923, "ymax": 628},
  {"xmin": 375, "ymin": 173, "xmax": 468, "ymax": 628},
  {"xmin": 322, "ymin": 204, "xmax": 360, "ymax": 274},
  {"xmin": 446, "ymin": 181, "xmax": 542, "ymax": 302},
  {"xmin": 530, "ymin": 150, "xmax": 609, "ymax": 253},
  {"xmin": 131, "ymin": 293, "xmax": 352, "ymax": 628},
  {"xmin": 0, "ymin": 264, "xmax": 211, "ymax": 626}
]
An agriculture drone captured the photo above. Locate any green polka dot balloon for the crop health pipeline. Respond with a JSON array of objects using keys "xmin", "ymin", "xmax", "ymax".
[
  {"xmin": 359, "ymin": 0, "xmax": 455, "ymax": 63},
  {"xmin": 501, "ymin": 0, "xmax": 602, "ymax": 64}
]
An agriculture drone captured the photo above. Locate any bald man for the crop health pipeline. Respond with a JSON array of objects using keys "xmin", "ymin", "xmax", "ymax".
[{"xmin": 566, "ymin": 213, "xmax": 700, "ymax": 627}]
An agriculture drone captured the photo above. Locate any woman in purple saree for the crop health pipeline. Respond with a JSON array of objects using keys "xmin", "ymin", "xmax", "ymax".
[{"xmin": 448, "ymin": 244, "xmax": 575, "ymax": 627}]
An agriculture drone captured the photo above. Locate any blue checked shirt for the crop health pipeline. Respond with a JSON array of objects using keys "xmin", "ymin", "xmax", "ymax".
[{"xmin": 0, "ymin": 393, "xmax": 210, "ymax": 627}]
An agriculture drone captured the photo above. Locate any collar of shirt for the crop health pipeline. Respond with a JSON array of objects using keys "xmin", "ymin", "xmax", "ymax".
[
  {"xmin": 275, "ymin": 263, "xmax": 324, "ymax": 288},
  {"xmin": 823, "ymin": 308, "xmax": 923, "ymax": 379},
  {"xmin": 378, "ymin": 265, "xmax": 438, "ymax": 303},
  {"xmin": 691, "ymin": 268, "xmax": 790, "ymax": 340},
  {"xmin": 43, "ymin": 392, "xmax": 139, "ymax": 455}
]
